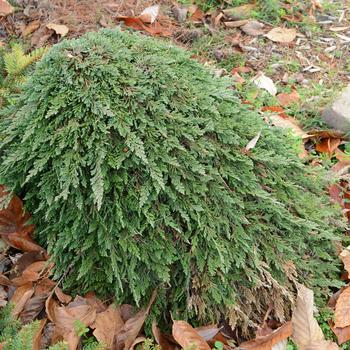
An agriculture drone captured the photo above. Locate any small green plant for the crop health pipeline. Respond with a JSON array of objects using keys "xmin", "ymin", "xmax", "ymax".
[
  {"xmin": 0, "ymin": 43, "xmax": 46, "ymax": 107},
  {"xmin": 0, "ymin": 29, "xmax": 345, "ymax": 330},
  {"xmin": 0, "ymin": 318, "xmax": 68, "ymax": 350},
  {"xmin": 0, "ymin": 304, "xmax": 21, "ymax": 342}
]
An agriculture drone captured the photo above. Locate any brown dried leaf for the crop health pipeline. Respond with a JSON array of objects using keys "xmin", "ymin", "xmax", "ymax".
[
  {"xmin": 292, "ymin": 285, "xmax": 325, "ymax": 350},
  {"xmin": 33, "ymin": 319, "xmax": 47, "ymax": 350},
  {"xmin": 195, "ymin": 325, "xmax": 221, "ymax": 341},
  {"xmin": 0, "ymin": 0, "xmax": 14, "ymax": 16},
  {"xmin": 11, "ymin": 284, "xmax": 34, "ymax": 317},
  {"xmin": 15, "ymin": 251, "xmax": 47, "ymax": 275},
  {"xmin": 118, "ymin": 17, "xmax": 172, "ymax": 37},
  {"xmin": 172, "ymin": 320, "xmax": 211, "ymax": 350},
  {"xmin": 265, "ymin": 27, "xmax": 297, "ymax": 43},
  {"xmin": 340, "ymin": 247, "xmax": 350, "ymax": 276},
  {"xmin": 0, "ymin": 186, "xmax": 31, "ymax": 235},
  {"xmin": 5, "ymin": 231, "xmax": 44, "ymax": 253},
  {"xmin": 46, "ymin": 23, "xmax": 69, "ymax": 37},
  {"xmin": 55, "ymin": 287, "xmax": 72, "ymax": 304},
  {"xmin": 316, "ymin": 138, "xmax": 341, "ymax": 156},
  {"xmin": 268, "ymin": 114, "xmax": 307, "ymax": 138},
  {"xmin": 0, "ymin": 273, "xmax": 12, "ymax": 286},
  {"xmin": 84, "ymin": 292, "xmax": 107, "ymax": 313},
  {"xmin": 34, "ymin": 278, "xmax": 56, "ymax": 296},
  {"xmin": 305, "ymin": 340, "xmax": 339, "ymax": 350},
  {"xmin": 116, "ymin": 291, "xmax": 157, "ymax": 350},
  {"xmin": 31, "ymin": 27, "xmax": 54, "ymax": 48},
  {"xmin": 224, "ymin": 20, "xmax": 249, "ymax": 28},
  {"xmin": 91, "ymin": 304, "xmax": 124, "ymax": 349},
  {"xmin": 152, "ymin": 321, "xmax": 179, "ymax": 350},
  {"xmin": 335, "ymin": 286, "xmax": 350, "ymax": 328},
  {"xmin": 22, "ymin": 20, "xmax": 41, "ymax": 37},
  {"xmin": 12, "ymin": 260, "xmax": 51, "ymax": 286},
  {"xmin": 222, "ymin": 4, "xmax": 256, "ymax": 18},
  {"xmin": 277, "ymin": 89, "xmax": 300, "ymax": 106},
  {"xmin": 239, "ymin": 322, "xmax": 292, "ymax": 350},
  {"xmin": 47, "ymin": 296, "xmax": 97, "ymax": 350},
  {"xmin": 20, "ymin": 293, "xmax": 48, "ymax": 324}
]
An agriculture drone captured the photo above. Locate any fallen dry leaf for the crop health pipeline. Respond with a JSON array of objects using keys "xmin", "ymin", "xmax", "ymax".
[
  {"xmin": 15, "ymin": 251, "xmax": 47, "ymax": 275},
  {"xmin": 315, "ymin": 138, "xmax": 341, "ymax": 156},
  {"xmin": 20, "ymin": 293, "xmax": 48, "ymax": 324},
  {"xmin": 292, "ymin": 285, "xmax": 325, "ymax": 350},
  {"xmin": 11, "ymin": 283, "xmax": 35, "ymax": 317},
  {"xmin": 118, "ymin": 17, "xmax": 172, "ymax": 37},
  {"xmin": 189, "ymin": 6, "xmax": 204, "ymax": 22},
  {"xmin": 335, "ymin": 286, "xmax": 350, "ymax": 328},
  {"xmin": 22, "ymin": 20, "xmax": 41, "ymax": 37},
  {"xmin": 33, "ymin": 319, "xmax": 47, "ymax": 350},
  {"xmin": 330, "ymin": 319, "xmax": 350, "ymax": 344},
  {"xmin": 172, "ymin": 320, "xmax": 211, "ymax": 350},
  {"xmin": 222, "ymin": 4, "xmax": 256, "ymax": 18},
  {"xmin": 153, "ymin": 321, "xmax": 179, "ymax": 350},
  {"xmin": 265, "ymin": 27, "xmax": 297, "ymax": 43},
  {"xmin": 340, "ymin": 247, "xmax": 350, "ymax": 276},
  {"xmin": 55, "ymin": 286, "xmax": 72, "ymax": 304},
  {"xmin": 0, "ymin": 0, "xmax": 14, "ymax": 16},
  {"xmin": 91, "ymin": 304, "xmax": 124, "ymax": 349},
  {"xmin": 139, "ymin": 5, "xmax": 159, "ymax": 24},
  {"xmin": 268, "ymin": 114, "xmax": 307, "ymax": 138},
  {"xmin": 277, "ymin": 89, "xmax": 300, "ymax": 106},
  {"xmin": 224, "ymin": 19, "xmax": 249, "ymax": 28},
  {"xmin": 245, "ymin": 131, "xmax": 262, "ymax": 151},
  {"xmin": 261, "ymin": 106, "xmax": 288, "ymax": 118},
  {"xmin": 84, "ymin": 292, "xmax": 107, "ymax": 313},
  {"xmin": 195, "ymin": 325, "xmax": 221, "ymax": 341},
  {"xmin": 305, "ymin": 340, "xmax": 340, "ymax": 350},
  {"xmin": 46, "ymin": 23, "xmax": 69, "ymax": 37},
  {"xmin": 12, "ymin": 260, "xmax": 51, "ymax": 286},
  {"xmin": 46, "ymin": 295, "xmax": 97, "ymax": 350},
  {"xmin": 239, "ymin": 322, "xmax": 292, "ymax": 350},
  {"xmin": 253, "ymin": 72, "xmax": 277, "ymax": 95},
  {"xmin": 0, "ymin": 273, "xmax": 12, "ymax": 286},
  {"xmin": 116, "ymin": 291, "xmax": 157, "ymax": 350},
  {"xmin": 0, "ymin": 186, "xmax": 31, "ymax": 235},
  {"xmin": 31, "ymin": 27, "xmax": 54, "ymax": 48},
  {"xmin": 34, "ymin": 278, "xmax": 56, "ymax": 296},
  {"xmin": 232, "ymin": 72, "xmax": 245, "ymax": 84}
]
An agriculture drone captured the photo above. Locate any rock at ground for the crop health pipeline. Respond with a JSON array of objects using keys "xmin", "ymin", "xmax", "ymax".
[
  {"xmin": 172, "ymin": 6, "xmax": 188, "ymax": 23},
  {"xmin": 322, "ymin": 85, "xmax": 350, "ymax": 132}
]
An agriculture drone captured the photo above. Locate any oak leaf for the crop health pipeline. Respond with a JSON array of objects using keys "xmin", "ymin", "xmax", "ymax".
[
  {"xmin": 91, "ymin": 304, "xmax": 124, "ymax": 349},
  {"xmin": 239, "ymin": 322, "xmax": 292, "ymax": 350},
  {"xmin": 340, "ymin": 247, "xmax": 350, "ymax": 276},
  {"xmin": 291, "ymin": 285, "xmax": 324, "ymax": 350},
  {"xmin": 172, "ymin": 320, "xmax": 211, "ymax": 350},
  {"xmin": 335, "ymin": 286, "xmax": 350, "ymax": 328},
  {"xmin": 116, "ymin": 291, "xmax": 157, "ymax": 350}
]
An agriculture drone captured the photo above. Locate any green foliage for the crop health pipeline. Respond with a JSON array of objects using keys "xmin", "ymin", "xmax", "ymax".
[
  {"xmin": 0, "ymin": 318, "xmax": 68, "ymax": 350},
  {"xmin": 0, "ymin": 29, "xmax": 345, "ymax": 327},
  {"xmin": 0, "ymin": 304, "xmax": 21, "ymax": 342},
  {"xmin": 0, "ymin": 43, "xmax": 46, "ymax": 107}
]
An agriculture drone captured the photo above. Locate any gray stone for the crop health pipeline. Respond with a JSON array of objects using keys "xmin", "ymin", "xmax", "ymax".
[
  {"xmin": 322, "ymin": 84, "xmax": 350, "ymax": 132},
  {"xmin": 172, "ymin": 6, "xmax": 188, "ymax": 23}
]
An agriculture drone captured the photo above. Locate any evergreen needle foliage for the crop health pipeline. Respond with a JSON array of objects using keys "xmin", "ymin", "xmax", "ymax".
[
  {"xmin": 0, "ymin": 29, "xmax": 344, "ymax": 327},
  {"xmin": 0, "ymin": 43, "xmax": 46, "ymax": 107}
]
